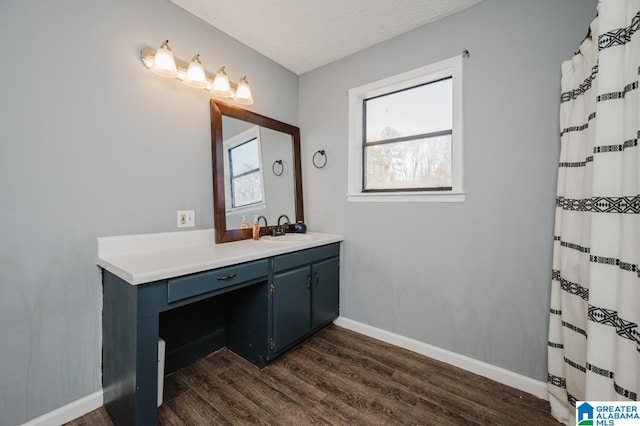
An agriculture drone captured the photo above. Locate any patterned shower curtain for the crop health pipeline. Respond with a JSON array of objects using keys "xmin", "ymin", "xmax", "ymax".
[{"xmin": 547, "ymin": 1, "xmax": 640, "ymax": 424}]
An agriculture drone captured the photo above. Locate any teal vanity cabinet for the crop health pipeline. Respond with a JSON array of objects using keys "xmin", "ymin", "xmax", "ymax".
[
  {"xmin": 269, "ymin": 243, "xmax": 340, "ymax": 355},
  {"xmin": 102, "ymin": 259, "xmax": 270, "ymax": 426},
  {"xmin": 311, "ymin": 256, "xmax": 340, "ymax": 328},
  {"xmin": 102, "ymin": 241, "xmax": 340, "ymax": 425}
]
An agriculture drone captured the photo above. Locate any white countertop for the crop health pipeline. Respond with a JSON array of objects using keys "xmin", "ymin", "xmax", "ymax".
[{"xmin": 97, "ymin": 229, "xmax": 343, "ymax": 285}]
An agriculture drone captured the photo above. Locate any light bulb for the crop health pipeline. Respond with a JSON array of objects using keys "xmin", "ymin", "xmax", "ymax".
[
  {"xmin": 183, "ymin": 54, "xmax": 208, "ymax": 89},
  {"xmin": 150, "ymin": 40, "xmax": 178, "ymax": 78},
  {"xmin": 234, "ymin": 76, "xmax": 254, "ymax": 105},
  {"xmin": 211, "ymin": 66, "xmax": 233, "ymax": 97}
]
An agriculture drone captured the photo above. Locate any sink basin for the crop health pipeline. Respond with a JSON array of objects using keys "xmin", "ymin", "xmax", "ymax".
[{"xmin": 261, "ymin": 233, "xmax": 315, "ymax": 242}]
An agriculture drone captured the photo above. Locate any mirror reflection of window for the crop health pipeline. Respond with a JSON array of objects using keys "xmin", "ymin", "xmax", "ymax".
[
  {"xmin": 223, "ymin": 126, "xmax": 266, "ymax": 213},
  {"xmin": 229, "ymin": 137, "xmax": 262, "ymax": 207}
]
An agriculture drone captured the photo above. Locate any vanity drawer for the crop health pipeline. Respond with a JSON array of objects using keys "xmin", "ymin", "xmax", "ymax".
[
  {"xmin": 167, "ymin": 259, "xmax": 268, "ymax": 303},
  {"xmin": 273, "ymin": 243, "xmax": 340, "ymax": 273}
]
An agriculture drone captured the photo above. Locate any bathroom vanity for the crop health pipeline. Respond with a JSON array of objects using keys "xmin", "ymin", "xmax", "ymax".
[{"xmin": 98, "ymin": 229, "xmax": 342, "ymax": 425}]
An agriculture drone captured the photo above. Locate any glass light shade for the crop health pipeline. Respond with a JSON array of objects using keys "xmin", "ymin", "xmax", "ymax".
[
  {"xmin": 183, "ymin": 54, "xmax": 208, "ymax": 89},
  {"xmin": 211, "ymin": 66, "xmax": 233, "ymax": 97},
  {"xmin": 234, "ymin": 77, "xmax": 254, "ymax": 105},
  {"xmin": 150, "ymin": 41, "xmax": 178, "ymax": 78}
]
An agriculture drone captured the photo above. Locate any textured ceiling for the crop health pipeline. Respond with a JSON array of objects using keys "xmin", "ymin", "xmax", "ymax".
[{"xmin": 169, "ymin": 0, "xmax": 483, "ymax": 75}]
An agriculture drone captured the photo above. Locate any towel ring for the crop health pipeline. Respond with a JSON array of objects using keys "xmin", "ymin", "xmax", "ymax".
[
  {"xmin": 272, "ymin": 160, "xmax": 284, "ymax": 176},
  {"xmin": 313, "ymin": 150, "xmax": 327, "ymax": 169}
]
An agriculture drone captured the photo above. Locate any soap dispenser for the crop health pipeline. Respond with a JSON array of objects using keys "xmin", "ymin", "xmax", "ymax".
[
  {"xmin": 240, "ymin": 215, "xmax": 249, "ymax": 229},
  {"xmin": 252, "ymin": 215, "xmax": 260, "ymax": 240}
]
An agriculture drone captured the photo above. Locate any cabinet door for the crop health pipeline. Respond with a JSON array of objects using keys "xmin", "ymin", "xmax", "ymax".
[
  {"xmin": 272, "ymin": 266, "xmax": 311, "ymax": 352},
  {"xmin": 311, "ymin": 257, "xmax": 340, "ymax": 330}
]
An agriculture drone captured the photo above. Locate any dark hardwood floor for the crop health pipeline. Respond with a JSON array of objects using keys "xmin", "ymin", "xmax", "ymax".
[{"xmin": 67, "ymin": 325, "xmax": 559, "ymax": 425}]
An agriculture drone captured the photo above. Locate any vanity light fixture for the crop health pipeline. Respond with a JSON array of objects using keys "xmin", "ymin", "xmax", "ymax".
[
  {"xmin": 183, "ymin": 54, "xmax": 208, "ymax": 89},
  {"xmin": 140, "ymin": 40, "xmax": 254, "ymax": 105},
  {"xmin": 211, "ymin": 66, "xmax": 233, "ymax": 97},
  {"xmin": 149, "ymin": 40, "xmax": 178, "ymax": 78},
  {"xmin": 234, "ymin": 76, "xmax": 254, "ymax": 105}
]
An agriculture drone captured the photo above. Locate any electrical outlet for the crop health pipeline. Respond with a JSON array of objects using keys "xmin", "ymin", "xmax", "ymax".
[{"xmin": 177, "ymin": 210, "xmax": 195, "ymax": 228}]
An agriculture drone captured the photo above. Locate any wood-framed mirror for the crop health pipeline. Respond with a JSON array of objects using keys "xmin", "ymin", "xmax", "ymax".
[{"xmin": 210, "ymin": 101, "xmax": 304, "ymax": 243}]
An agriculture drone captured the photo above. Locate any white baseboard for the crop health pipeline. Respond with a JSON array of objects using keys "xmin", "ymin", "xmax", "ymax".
[
  {"xmin": 21, "ymin": 390, "xmax": 103, "ymax": 426},
  {"xmin": 333, "ymin": 316, "xmax": 548, "ymax": 400}
]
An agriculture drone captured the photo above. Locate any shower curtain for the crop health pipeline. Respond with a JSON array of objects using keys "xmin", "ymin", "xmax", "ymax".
[{"xmin": 547, "ymin": 1, "xmax": 640, "ymax": 424}]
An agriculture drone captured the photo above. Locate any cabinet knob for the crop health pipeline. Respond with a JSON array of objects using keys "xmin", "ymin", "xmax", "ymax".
[{"xmin": 314, "ymin": 272, "xmax": 319, "ymax": 287}]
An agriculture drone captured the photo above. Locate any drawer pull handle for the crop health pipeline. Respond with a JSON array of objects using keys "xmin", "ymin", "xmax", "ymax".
[{"xmin": 216, "ymin": 272, "xmax": 238, "ymax": 281}]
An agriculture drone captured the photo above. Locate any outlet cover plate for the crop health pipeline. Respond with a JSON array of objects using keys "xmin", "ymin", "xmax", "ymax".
[{"xmin": 177, "ymin": 210, "xmax": 195, "ymax": 228}]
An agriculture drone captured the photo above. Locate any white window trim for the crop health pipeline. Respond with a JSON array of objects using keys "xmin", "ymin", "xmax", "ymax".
[
  {"xmin": 347, "ymin": 55, "xmax": 465, "ymax": 203},
  {"xmin": 223, "ymin": 126, "xmax": 268, "ymax": 213}
]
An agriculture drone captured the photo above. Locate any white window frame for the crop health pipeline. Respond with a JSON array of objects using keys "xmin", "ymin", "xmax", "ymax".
[
  {"xmin": 347, "ymin": 55, "xmax": 465, "ymax": 202},
  {"xmin": 223, "ymin": 126, "xmax": 267, "ymax": 214}
]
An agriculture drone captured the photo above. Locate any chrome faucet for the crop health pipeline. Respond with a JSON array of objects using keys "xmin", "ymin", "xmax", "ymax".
[{"xmin": 278, "ymin": 214, "xmax": 291, "ymax": 226}]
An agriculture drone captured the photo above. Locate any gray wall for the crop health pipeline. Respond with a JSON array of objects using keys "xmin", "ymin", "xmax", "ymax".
[
  {"xmin": 0, "ymin": 0, "xmax": 297, "ymax": 424},
  {"xmin": 0, "ymin": 0, "xmax": 599, "ymax": 423},
  {"xmin": 300, "ymin": 0, "xmax": 596, "ymax": 382}
]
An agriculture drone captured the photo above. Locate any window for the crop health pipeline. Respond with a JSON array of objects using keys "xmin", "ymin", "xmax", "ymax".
[
  {"xmin": 229, "ymin": 138, "xmax": 262, "ymax": 208},
  {"xmin": 223, "ymin": 126, "xmax": 266, "ymax": 212},
  {"xmin": 348, "ymin": 56, "xmax": 464, "ymax": 202}
]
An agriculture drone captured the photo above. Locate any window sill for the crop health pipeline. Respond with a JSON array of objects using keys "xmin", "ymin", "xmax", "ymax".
[
  {"xmin": 346, "ymin": 192, "xmax": 466, "ymax": 203},
  {"xmin": 225, "ymin": 202, "xmax": 267, "ymax": 215}
]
